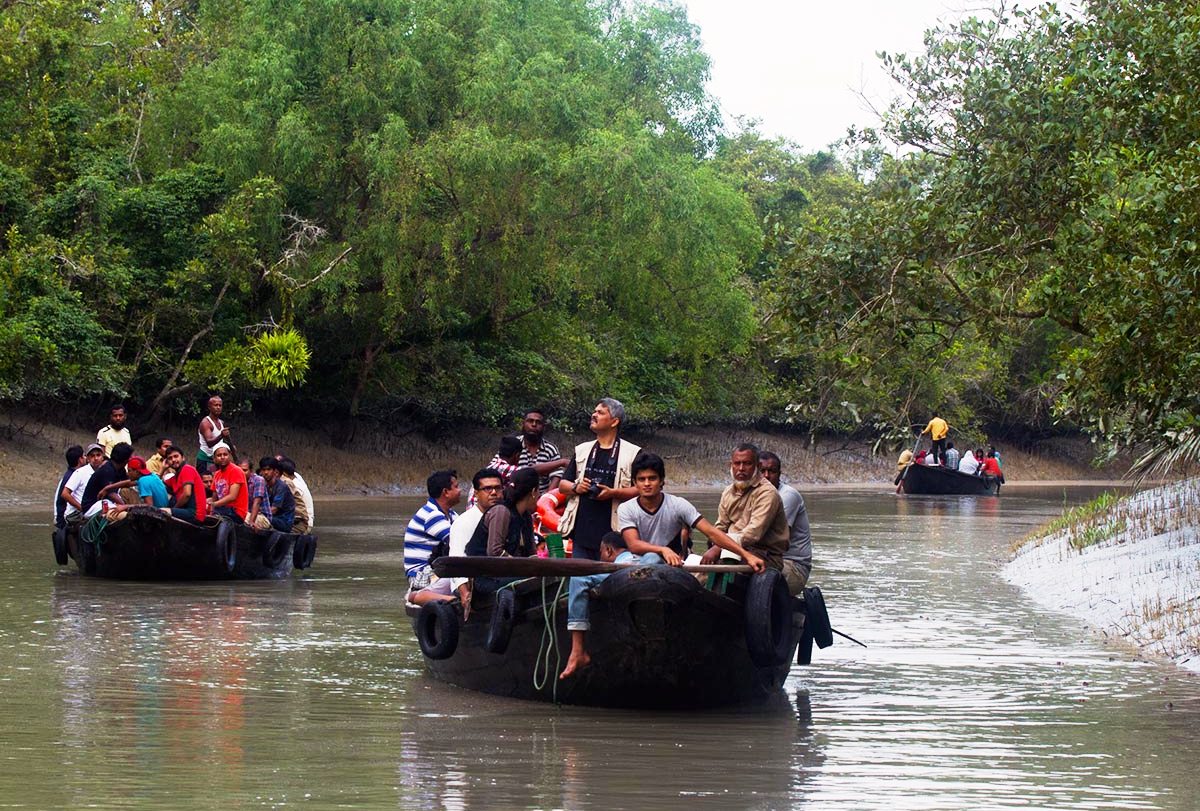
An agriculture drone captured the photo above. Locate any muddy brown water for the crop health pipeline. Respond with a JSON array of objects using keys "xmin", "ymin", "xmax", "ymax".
[{"xmin": 2, "ymin": 486, "xmax": 1199, "ymax": 809}]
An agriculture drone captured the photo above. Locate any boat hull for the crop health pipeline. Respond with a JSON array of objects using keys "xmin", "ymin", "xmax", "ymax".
[
  {"xmin": 409, "ymin": 565, "xmax": 804, "ymax": 709},
  {"xmin": 899, "ymin": 463, "xmax": 1001, "ymax": 495},
  {"xmin": 59, "ymin": 507, "xmax": 315, "ymax": 580}
]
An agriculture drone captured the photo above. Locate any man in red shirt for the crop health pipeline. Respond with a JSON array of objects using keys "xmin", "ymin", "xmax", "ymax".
[
  {"xmin": 209, "ymin": 442, "xmax": 248, "ymax": 521},
  {"xmin": 162, "ymin": 445, "xmax": 208, "ymax": 522}
]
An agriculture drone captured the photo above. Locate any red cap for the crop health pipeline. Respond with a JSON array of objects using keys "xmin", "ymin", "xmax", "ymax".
[{"xmin": 127, "ymin": 456, "xmax": 149, "ymax": 474}]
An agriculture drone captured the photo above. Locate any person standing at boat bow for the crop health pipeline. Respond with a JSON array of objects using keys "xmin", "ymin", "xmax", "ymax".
[
  {"xmin": 920, "ymin": 412, "xmax": 950, "ymax": 465},
  {"xmin": 557, "ymin": 398, "xmax": 641, "ymax": 561}
]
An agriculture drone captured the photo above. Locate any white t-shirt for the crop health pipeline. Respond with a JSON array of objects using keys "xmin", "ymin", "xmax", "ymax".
[
  {"xmin": 62, "ymin": 466, "xmax": 96, "ymax": 518},
  {"xmin": 617, "ymin": 493, "xmax": 701, "ymax": 553},
  {"xmin": 448, "ymin": 505, "xmax": 486, "ymax": 590}
]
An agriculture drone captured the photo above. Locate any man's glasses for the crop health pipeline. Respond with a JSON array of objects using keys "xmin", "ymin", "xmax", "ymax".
[{"xmin": 478, "ymin": 485, "xmax": 504, "ymax": 492}]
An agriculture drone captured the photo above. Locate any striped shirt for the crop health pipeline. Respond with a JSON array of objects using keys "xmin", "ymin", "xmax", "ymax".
[
  {"xmin": 516, "ymin": 436, "xmax": 562, "ymax": 493},
  {"xmin": 403, "ymin": 498, "xmax": 457, "ymax": 578}
]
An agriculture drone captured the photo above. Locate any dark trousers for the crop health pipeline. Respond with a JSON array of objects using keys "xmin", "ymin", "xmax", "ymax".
[
  {"xmin": 931, "ymin": 438, "xmax": 947, "ymax": 464},
  {"xmin": 212, "ymin": 506, "xmax": 240, "ymax": 520}
]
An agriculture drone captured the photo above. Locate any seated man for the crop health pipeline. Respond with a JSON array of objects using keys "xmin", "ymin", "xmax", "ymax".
[
  {"xmin": 403, "ymin": 469, "xmax": 461, "ymax": 606},
  {"xmin": 464, "ymin": 468, "xmax": 540, "ymax": 599},
  {"xmin": 560, "ymin": 531, "xmax": 635, "ymax": 679},
  {"xmin": 146, "ymin": 437, "xmax": 173, "ymax": 479},
  {"xmin": 275, "ymin": 457, "xmax": 311, "ymax": 533},
  {"xmin": 944, "ymin": 441, "xmax": 960, "ymax": 471},
  {"xmin": 106, "ymin": 456, "xmax": 171, "ymax": 517},
  {"xmin": 239, "ymin": 457, "xmax": 271, "ymax": 528},
  {"xmin": 700, "ymin": 444, "xmax": 788, "ymax": 571},
  {"xmin": 417, "ymin": 467, "xmax": 505, "ymax": 610},
  {"xmin": 80, "ymin": 442, "xmax": 135, "ymax": 518},
  {"xmin": 759, "ymin": 451, "xmax": 812, "ymax": 595},
  {"xmin": 958, "ymin": 447, "xmax": 980, "ymax": 476},
  {"xmin": 208, "ymin": 443, "xmax": 248, "ymax": 521},
  {"xmin": 54, "ymin": 445, "xmax": 86, "ymax": 529},
  {"xmin": 61, "ymin": 444, "xmax": 105, "ymax": 523},
  {"xmin": 468, "ymin": 436, "xmax": 522, "ymax": 506},
  {"xmin": 161, "ymin": 445, "xmax": 208, "ymax": 522},
  {"xmin": 254, "ymin": 457, "xmax": 295, "ymax": 532},
  {"xmin": 618, "ymin": 452, "xmax": 763, "ymax": 571}
]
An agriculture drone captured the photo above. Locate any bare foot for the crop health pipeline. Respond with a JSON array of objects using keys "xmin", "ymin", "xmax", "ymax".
[{"xmin": 559, "ymin": 650, "xmax": 591, "ymax": 679}]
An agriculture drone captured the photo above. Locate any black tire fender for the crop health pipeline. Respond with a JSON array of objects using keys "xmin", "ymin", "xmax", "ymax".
[
  {"xmin": 485, "ymin": 588, "xmax": 517, "ymax": 654},
  {"xmin": 416, "ymin": 601, "xmax": 460, "ymax": 660},
  {"xmin": 293, "ymin": 534, "xmax": 316, "ymax": 570},
  {"xmin": 52, "ymin": 527, "xmax": 69, "ymax": 566},
  {"xmin": 216, "ymin": 519, "xmax": 237, "ymax": 573},
  {"xmin": 804, "ymin": 586, "xmax": 833, "ymax": 649},
  {"xmin": 261, "ymin": 531, "xmax": 291, "ymax": 568},
  {"xmin": 745, "ymin": 569, "xmax": 794, "ymax": 667}
]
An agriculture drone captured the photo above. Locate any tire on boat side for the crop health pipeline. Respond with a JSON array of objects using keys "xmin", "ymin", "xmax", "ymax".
[
  {"xmin": 485, "ymin": 588, "xmax": 517, "ymax": 654},
  {"xmin": 261, "ymin": 531, "xmax": 291, "ymax": 568},
  {"xmin": 804, "ymin": 586, "xmax": 833, "ymax": 649},
  {"xmin": 745, "ymin": 569, "xmax": 794, "ymax": 667},
  {"xmin": 292, "ymin": 534, "xmax": 316, "ymax": 570},
  {"xmin": 416, "ymin": 601, "xmax": 460, "ymax": 660},
  {"xmin": 216, "ymin": 520, "xmax": 237, "ymax": 573},
  {"xmin": 52, "ymin": 527, "xmax": 69, "ymax": 566}
]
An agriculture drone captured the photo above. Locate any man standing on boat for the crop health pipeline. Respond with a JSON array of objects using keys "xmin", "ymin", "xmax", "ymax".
[
  {"xmin": 700, "ymin": 443, "xmax": 788, "ymax": 571},
  {"xmin": 96, "ymin": 404, "xmax": 132, "ymax": 458},
  {"xmin": 758, "ymin": 451, "xmax": 812, "ymax": 594},
  {"xmin": 921, "ymin": 412, "xmax": 950, "ymax": 465},
  {"xmin": 197, "ymin": 395, "xmax": 231, "ymax": 475},
  {"xmin": 515, "ymin": 408, "xmax": 567, "ymax": 494},
  {"xmin": 403, "ymin": 469, "xmax": 461, "ymax": 605},
  {"xmin": 557, "ymin": 398, "xmax": 641, "ymax": 561}
]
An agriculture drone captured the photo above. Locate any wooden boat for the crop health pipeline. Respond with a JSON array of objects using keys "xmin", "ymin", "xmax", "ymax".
[
  {"xmin": 51, "ymin": 506, "xmax": 317, "ymax": 580},
  {"xmin": 407, "ymin": 557, "xmax": 833, "ymax": 709},
  {"xmin": 898, "ymin": 462, "xmax": 1001, "ymax": 496}
]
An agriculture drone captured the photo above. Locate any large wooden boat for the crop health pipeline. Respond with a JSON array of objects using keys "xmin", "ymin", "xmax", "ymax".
[
  {"xmin": 407, "ymin": 558, "xmax": 832, "ymax": 709},
  {"xmin": 898, "ymin": 462, "xmax": 1001, "ymax": 496},
  {"xmin": 51, "ymin": 506, "xmax": 317, "ymax": 580}
]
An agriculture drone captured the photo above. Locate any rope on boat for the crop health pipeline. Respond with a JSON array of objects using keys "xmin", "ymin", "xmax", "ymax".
[
  {"xmin": 81, "ymin": 513, "xmax": 109, "ymax": 546},
  {"xmin": 532, "ymin": 576, "xmax": 567, "ymax": 703}
]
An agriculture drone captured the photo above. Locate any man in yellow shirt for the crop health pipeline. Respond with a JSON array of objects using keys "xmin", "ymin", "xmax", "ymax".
[{"xmin": 921, "ymin": 412, "xmax": 950, "ymax": 465}]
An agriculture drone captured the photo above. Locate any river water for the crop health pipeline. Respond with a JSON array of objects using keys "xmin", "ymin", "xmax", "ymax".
[{"xmin": 2, "ymin": 486, "xmax": 1198, "ymax": 810}]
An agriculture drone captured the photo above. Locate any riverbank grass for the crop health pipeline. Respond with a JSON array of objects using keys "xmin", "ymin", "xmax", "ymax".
[{"xmin": 1005, "ymin": 478, "xmax": 1200, "ymax": 672}]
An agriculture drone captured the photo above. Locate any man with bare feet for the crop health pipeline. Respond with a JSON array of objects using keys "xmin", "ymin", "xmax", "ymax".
[{"xmin": 560, "ymin": 532, "xmax": 635, "ymax": 680}]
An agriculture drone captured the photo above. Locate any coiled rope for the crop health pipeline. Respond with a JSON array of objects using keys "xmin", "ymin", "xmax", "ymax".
[
  {"xmin": 532, "ymin": 576, "xmax": 568, "ymax": 703},
  {"xmin": 81, "ymin": 513, "xmax": 109, "ymax": 546}
]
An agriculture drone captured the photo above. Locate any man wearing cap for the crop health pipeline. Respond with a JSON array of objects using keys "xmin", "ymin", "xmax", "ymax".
[
  {"xmin": 61, "ymin": 444, "xmax": 107, "ymax": 522},
  {"xmin": 96, "ymin": 404, "xmax": 132, "ymax": 458},
  {"xmin": 54, "ymin": 445, "xmax": 86, "ymax": 529},
  {"xmin": 105, "ymin": 456, "xmax": 171, "ymax": 519},
  {"xmin": 81, "ymin": 442, "xmax": 134, "ymax": 517},
  {"xmin": 255, "ymin": 457, "xmax": 296, "ymax": 532},
  {"xmin": 209, "ymin": 442, "xmax": 248, "ymax": 521}
]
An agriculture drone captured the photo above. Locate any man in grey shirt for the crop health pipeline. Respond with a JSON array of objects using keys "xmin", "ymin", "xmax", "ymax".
[
  {"xmin": 759, "ymin": 451, "xmax": 812, "ymax": 594},
  {"xmin": 617, "ymin": 452, "xmax": 764, "ymax": 571}
]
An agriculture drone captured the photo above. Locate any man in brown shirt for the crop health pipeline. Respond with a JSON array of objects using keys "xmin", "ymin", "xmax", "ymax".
[{"xmin": 700, "ymin": 443, "xmax": 789, "ymax": 570}]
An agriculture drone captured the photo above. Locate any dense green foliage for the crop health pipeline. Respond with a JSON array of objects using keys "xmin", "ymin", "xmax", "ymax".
[{"xmin": 2, "ymin": 0, "xmax": 1197, "ymax": 464}]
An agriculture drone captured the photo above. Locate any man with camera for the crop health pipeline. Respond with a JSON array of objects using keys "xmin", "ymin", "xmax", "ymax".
[{"xmin": 556, "ymin": 398, "xmax": 641, "ymax": 561}]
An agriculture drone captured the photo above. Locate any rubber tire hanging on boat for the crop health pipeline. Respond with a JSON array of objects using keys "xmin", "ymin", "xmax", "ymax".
[
  {"xmin": 485, "ymin": 589, "xmax": 517, "ymax": 654},
  {"xmin": 261, "ymin": 531, "xmax": 290, "ymax": 568},
  {"xmin": 292, "ymin": 535, "xmax": 316, "ymax": 570},
  {"xmin": 796, "ymin": 616, "xmax": 815, "ymax": 665},
  {"xmin": 216, "ymin": 520, "xmax": 237, "ymax": 573},
  {"xmin": 416, "ymin": 601, "xmax": 460, "ymax": 660},
  {"xmin": 52, "ymin": 527, "xmax": 69, "ymax": 566},
  {"xmin": 744, "ymin": 569, "xmax": 794, "ymax": 667},
  {"xmin": 804, "ymin": 586, "xmax": 834, "ymax": 649}
]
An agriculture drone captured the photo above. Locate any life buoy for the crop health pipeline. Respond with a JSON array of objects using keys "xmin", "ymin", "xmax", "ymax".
[
  {"xmin": 293, "ymin": 534, "xmax": 317, "ymax": 570},
  {"xmin": 261, "ymin": 531, "xmax": 291, "ymax": 568},
  {"xmin": 535, "ymin": 490, "xmax": 566, "ymax": 534},
  {"xmin": 744, "ymin": 569, "xmax": 794, "ymax": 667},
  {"xmin": 52, "ymin": 527, "xmax": 69, "ymax": 566},
  {"xmin": 485, "ymin": 588, "xmax": 518, "ymax": 654},
  {"xmin": 803, "ymin": 586, "xmax": 833, "ymax": 649},
  {"xmin": 416, "ymin": 601, "xmax": 460, "ymax": 659},
  {"xmin": 216, "ymin": 519, "xmax": 237, "ymax": 573}
]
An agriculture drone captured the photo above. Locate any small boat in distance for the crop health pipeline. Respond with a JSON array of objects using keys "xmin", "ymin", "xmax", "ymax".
[
  {"xmin": 898, "ymin": 462, "xmax": 1001, "ymax": 496},
  {"xmin": 52, "ymin": 506, "xmax": 317, "ymax": 580},
  {"xmin": 408, "ymin": 557, "xmax": 833, "ymax": 709}
]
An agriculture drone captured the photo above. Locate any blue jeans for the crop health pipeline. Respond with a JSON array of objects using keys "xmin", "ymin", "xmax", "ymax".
[{"xmin": 566, "ymin": 552, "xmax": 661, "ymax": 631}]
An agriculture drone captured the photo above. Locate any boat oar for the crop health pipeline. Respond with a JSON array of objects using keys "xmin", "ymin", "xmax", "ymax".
[
  {"xmin": 431, "ymin": 555, "xmax": 753, "ymax": 579},
  {"xmin": 831, "ymin": 627, "xmax": 867, "ymax": 648}
]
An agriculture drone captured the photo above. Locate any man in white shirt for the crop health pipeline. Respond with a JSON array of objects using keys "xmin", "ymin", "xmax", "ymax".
[
  {"xmin": 61, "ymin": 444, "xmax": 107, "ymax": 521},
  {"xmin": 440, "ymin": 467, "xmax": 506, "ymax": 616}
]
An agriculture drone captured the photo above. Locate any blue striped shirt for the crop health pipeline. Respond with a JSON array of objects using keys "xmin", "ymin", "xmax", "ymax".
[{"xmin": 404, "ymin": 498, "xmax": 456, "ymax": 577}]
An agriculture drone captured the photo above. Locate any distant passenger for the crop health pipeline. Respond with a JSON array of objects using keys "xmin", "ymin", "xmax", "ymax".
[
  {"xmin": 516, "ymin": 408, "xmax": 567, "ymax": 494},
  {"xmin": 96, "ymin": 404, "xmax": 132, "ymax": 458},
  {"xmin": 980, "ymin": 450, "xmax": 1004, "ymax": 486},
  {"xmin": 618, "ymin": 452, "xmax": 760, "ymax": 571},
  {"xmin": 759, "ymin": 451, "xmax": 812, "ymax": 594},
  {"xmin": 146, "ymin": 437, "xmax": 173, "ymax": 479},
  {"xmin": 239, "ymin": 458, "xmax": 270, "ymax": 528},
  {"xmin": 403, "ymin": 469, "xmax": 461, "ymax": 605},
  {"xmin": 944, "ymin": 441, "xmax": 960, "ymax": 471},
  {"xmin": 277, "ymin": 455, "xmax": 315, "ymax": 529},
  {"xmin": 958, "ymin": 448, "xmax": 980, "ymax": 476},
  {"xmin": 197, "ymin": 395, "xmax": 231, "ymax": 474},
  {"xmin": 54, "ymin": 445, "xmax": 85, "ymax": 529},
  {"xmin": 921, "ymin": 412, "xmax": 950, "ymax": 465},
  {"xmin": 700, "ymin": 443, "xmax": 787, "ymax": 571},
  {"xmin": 255, "ymin": 457, "xmax": 295, "ymax": 532},
  {"xmin": 560, "ymin": 531, "xmax": 635, "ymax": 680}
]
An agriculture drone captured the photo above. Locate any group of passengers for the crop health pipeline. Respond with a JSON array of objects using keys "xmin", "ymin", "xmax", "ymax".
[
  {"xmin": 894, "ymin": 411, "xmax": 1005, "ymax": 482},
  {"xmin": 53, "ymin": 397, "xmax": 314, "ymax": 536},
  {"xmin": 401, "ymin": 399, "xmax": 815, "ymax": 680}
]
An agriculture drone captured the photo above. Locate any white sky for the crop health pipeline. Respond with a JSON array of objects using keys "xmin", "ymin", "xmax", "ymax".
[{"xmin": 681, "ymin": 0, "xmax": 978, "ymax": 151}]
